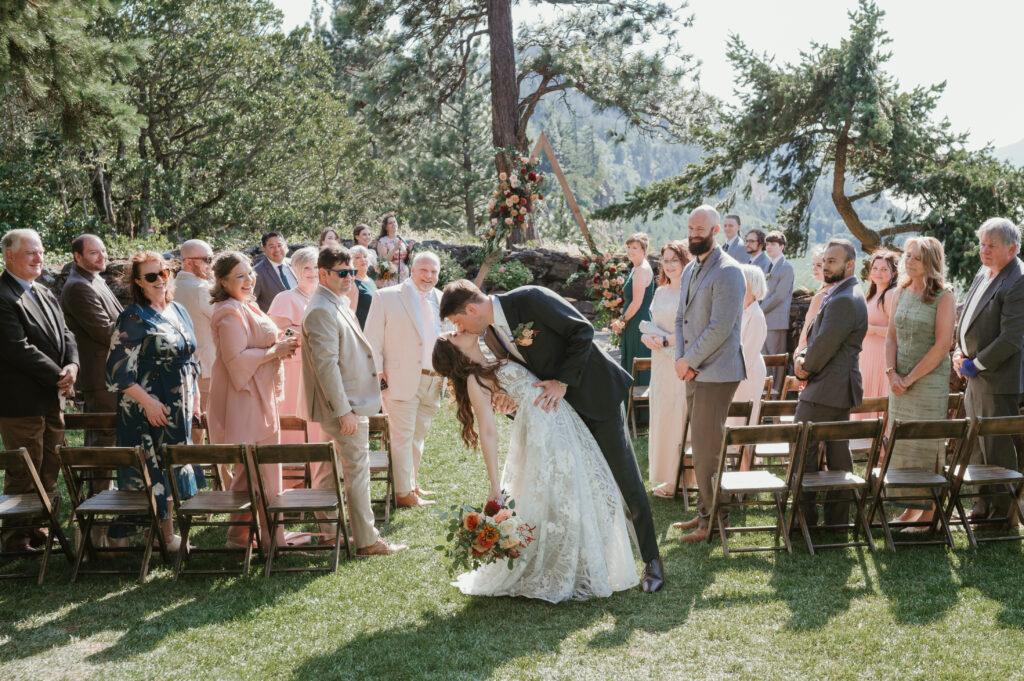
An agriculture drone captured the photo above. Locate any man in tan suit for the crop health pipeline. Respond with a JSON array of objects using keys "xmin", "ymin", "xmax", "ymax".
[
  {"xmin": 364, "ymin": 252, "xmax": 445, "ymax": 507},
  {"xmin": 302, "ymin": 245, "xmax": 406, "ymax": 556}
]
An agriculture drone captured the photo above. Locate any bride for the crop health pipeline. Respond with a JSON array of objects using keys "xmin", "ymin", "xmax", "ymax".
[{"xmin": 431, "ymin": 330, "xmax": 638, "ymax": 603}]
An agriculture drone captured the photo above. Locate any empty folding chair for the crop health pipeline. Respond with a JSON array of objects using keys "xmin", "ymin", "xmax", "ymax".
[
  {"xmin": 705, "ymin": 422, "xmax": 806, "ymax": 556},
  {"xmin": 752, "ymin": 399, "xmax": 798, "ymax": 470},
  {"xmin": 848, "ymin": 396, "xmax": 889, "ymax": 461},
  {"xmin": 0, "ymin": 448, "xmax": 73, "ymax": 583},
  {"xmin": 674, "ymin": 401, "xmax": 754, "ymax": 510},
  {"xmin": 163, "ymin": 444, "xmax": 263, "ymax": 578},
  {"xmin": 789, "ymin": 419, "xmax": 885, "ymax": 554},
  {"xmin": 279, "ymin": 415, "xmax": 312, "ymax": 491},
  {"xmin": 627, "ymin": 358, "xmax": 652, "ymax": 438},
  {"xmin": 252, "ymin": 442, "xmax": 350, "ymax": 575},
  {"xmin": 762, "ymin": 353, "xmax": 789, "ymax": 398},
  {"xmin": 867, "ymin": 418, "xmax": 974, "ymax": 551},
  {"xmin": 57, "ymin": 445, "xmax": 170, "ymax": 583},
  {"xmin": 945, "ymin": 415, "xmax": 1024, "ymax": 548},
  {"xmin": 368, "ymin": 414, "xmax": 395, "ymax": 523}
]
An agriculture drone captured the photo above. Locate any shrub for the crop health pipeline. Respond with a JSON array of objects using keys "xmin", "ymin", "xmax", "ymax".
[{"xmin": 485, "ymin": 259, "xmax": 533, "ymax": 291}]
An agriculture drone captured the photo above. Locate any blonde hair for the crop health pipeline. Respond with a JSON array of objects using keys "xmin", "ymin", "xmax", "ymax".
[
  {"xmin": 625, "ymin": 232, "xmax": 649, "ymax": 252},
  {"xmin": 900, "ymin": 236, "xmax": 948, "ymax": 305}
]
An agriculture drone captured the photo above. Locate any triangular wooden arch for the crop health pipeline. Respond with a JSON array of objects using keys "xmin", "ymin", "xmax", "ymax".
[{"xmin": 529, "ymin": 131, "xmax": 598, "ymax": 254}]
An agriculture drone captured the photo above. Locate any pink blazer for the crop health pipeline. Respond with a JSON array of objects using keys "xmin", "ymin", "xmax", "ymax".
[{"xmin": 207, "ymin": 298, "xmax": 283, "ymax": 445}]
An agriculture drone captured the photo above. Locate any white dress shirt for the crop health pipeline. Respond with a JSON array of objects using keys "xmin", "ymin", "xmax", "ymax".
[
  {"xmin": 960, "ymin": 266, "xmax": 997, "ymax": 370},
  {"xmin": 413, "ymin": 283, "xmax": 442, "ymax": 371},
  {"xmin": 490, "ymin": 296, "xmax": 526, "ymax": 363}
]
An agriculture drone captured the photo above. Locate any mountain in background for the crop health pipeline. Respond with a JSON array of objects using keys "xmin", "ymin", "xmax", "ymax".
[{"xmin": 995, "ymin": 138, "xmax": 1024, "ymax": 166}]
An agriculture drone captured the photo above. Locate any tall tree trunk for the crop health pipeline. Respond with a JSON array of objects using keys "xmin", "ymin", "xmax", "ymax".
[
  {"xmin": 137, "ymin": 131, "xmax": 151, "ymax": 236},
  {"xmin": 832, "ymin": 120, "xmax": 880, "ymax": 253}
]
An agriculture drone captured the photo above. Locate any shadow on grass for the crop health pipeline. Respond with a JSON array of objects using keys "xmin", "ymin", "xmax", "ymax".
[
  {"xmin": 871, "ymin": 545, "xmax": 958, "ymax": 625},
  {"xmin": 953, "ymin": 540, "xmax": 1024, "ymax": 630}
]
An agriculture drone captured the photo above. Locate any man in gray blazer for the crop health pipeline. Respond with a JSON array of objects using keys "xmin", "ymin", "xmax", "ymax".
[
  {"xmin": 761, "ymin": 230, "xmax": 795, "ymax": 391},
  {"xmin": 953, "ymin": 217, "xmax": 1024, "ymax": 523},
  {"xmin": 746, "ymin": 228, "xmax": 770, "ymax": 273},
  {"xmin": 253, "ymin": 231, "xmax": 297, "ymax": 312},
  {"xmin": 794, "ymin": 238, "xmax": 868, "ymax": 527},
  {"xmin": 722, "ymin": 214, "xmax": 748, "ymax": 263},
  {"xmin": 674, "ymin": 205, "xmax": 747, "ymax": 541},
  {"xmin": 302, "ymin": 245, "xmax": 407, "ymax": 556}
]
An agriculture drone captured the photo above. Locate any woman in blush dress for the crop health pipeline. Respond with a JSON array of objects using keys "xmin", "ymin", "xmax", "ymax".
[
  {"xmin": 353, "ymin": 223, "xmax": 378, "ymax": 273},
  {"xmin": 318, "ymin": 228, "xmax": 341, "ymax": 250},
  {"xmin": 732, "ymin": 264, "xmax": 768, "ymax": 469},
  {"xmin": 207, "ymin": 251, "xmax": 299, "ymax": 548},
  {"xmin": 796, "ymin": 246, "xmax": 833, "ymax": 355},
  {"xmin": 375, "ymin": 212, "xmax": 408, "ymax": 286},
  {"xmin": 639, "ymin": 241, "xmax": 691, "ymax": 498},
  {"xmin": 268, "ymin": 246, "xmax": 324, "ymax": 445},
  {"xmin": 854, "ymin": 249, "xmax": 899, "ymax": 419}
]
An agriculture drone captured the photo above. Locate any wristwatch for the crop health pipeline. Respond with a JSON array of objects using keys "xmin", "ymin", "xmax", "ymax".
[
  {"xmin": 662, "ymin": 337, "xmax": 669, "ymax": 348},
  {"xmin": 885, "ymin": 366, "xmax": 896, "ymax": 375}
]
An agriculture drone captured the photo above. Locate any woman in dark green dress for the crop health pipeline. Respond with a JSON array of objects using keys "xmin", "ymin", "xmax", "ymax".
[
  {"xmin": 106, "ymin": 252, "xmax": 204, "ymax": 550},
  {"xmin": 621, "ymin": 233, "xmax": 656, "ymax": 399},
  {"xmin": 350, "ymin": 245, "xmax": 379, "ymax": 328}
]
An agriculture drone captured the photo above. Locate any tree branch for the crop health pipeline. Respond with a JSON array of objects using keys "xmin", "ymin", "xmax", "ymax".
[{"xmin": 878, "ymin": 222, "xmax": 924, "ymax": 237}]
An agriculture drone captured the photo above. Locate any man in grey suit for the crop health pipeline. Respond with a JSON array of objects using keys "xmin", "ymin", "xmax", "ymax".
[
  {"xmin": 794, "ymin": 238, "xmax": 868, "ymax": 527},
  {"xmin": 953, "ymin": 217, "xmax": 1024, "ymax": 524},
  {"xmin": 674, "ymin": 205, "xmax": 747, "ymax": 541},
  {"xmin": 301, "ymin": 245, "xmax": 407, "ymax": 556},
  {"xmin": 253, "ymin": 231, "xmax": 298, "ymax": 312},
  {"xmin": 746, "ymin": 228, "xmax": 770, "ymax": 273},
  {"xmin": 722, "ymin": 214, "xmax": 748, "ymax": 263},
  {"xmin": 761, "ymin": 230, "xmax": 795, "ymax": 391}
]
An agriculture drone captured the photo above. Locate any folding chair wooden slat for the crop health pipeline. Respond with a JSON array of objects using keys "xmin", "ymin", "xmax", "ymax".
[
  {"xmin": 57, "ymin": 445, "xmax": 169, "ymax": 583},
  {"xmin": 252, "ymin": 442, "xmax": 350, "ymax": 575},
  {"xmin": 627, "ymin": 358, "xmax": 652, "ymax": 438},
  {"xmin": 789, "ymin": 419, "xmax": 884, "ymax": 554},
  {"xmin": 163, "ymin": 444, "xmax": 262, "ymax": 578},
  {"xmin": 0, "ymin": 448, "xmax": 73, "ymax": 583},
  {"xmin": 762, "ymin": 353, "xmax": 789, "ymax": 399},
  {"xmin": 674, "ymin": 401, "xmax": 754, "ymax": 510},
  {"xmin": 706, "ymin": 423, "xmax": 804, "ymax": 556},
  {"xmin": 368, "ymin": 414, "xmax": 395, "ymax": 523},
  {"xmin": 944, "ymin": 415, "xmax": 1024, "ymax": 548},
  {"xmin": 280, "ymin": 416, "xmax": 312, "ymax": 490}
]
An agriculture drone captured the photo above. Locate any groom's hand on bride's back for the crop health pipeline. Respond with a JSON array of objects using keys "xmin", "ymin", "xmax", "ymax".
[
  {"xmin": 491, "ymin": 391, "xmax": 518, "ymax": 415},
  {"xmin": 533, "ymin": 380, "xmax": 567, "ymax": 413}
]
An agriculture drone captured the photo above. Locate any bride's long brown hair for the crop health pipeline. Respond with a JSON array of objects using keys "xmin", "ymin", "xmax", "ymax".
[{"xmin": 432, "ymin": 336, "xmax": 502, "ymax": 449}]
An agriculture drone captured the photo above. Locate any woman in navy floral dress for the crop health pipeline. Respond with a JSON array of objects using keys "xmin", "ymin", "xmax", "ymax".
[{"xmin": 106, "ymin": 252, "xmax": 204, "ymax": 550}]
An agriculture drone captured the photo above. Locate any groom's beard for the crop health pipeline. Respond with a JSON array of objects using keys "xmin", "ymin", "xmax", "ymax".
[{"xmin": 688, "ymin": 234, "xmax": 715, "ymax": 257}]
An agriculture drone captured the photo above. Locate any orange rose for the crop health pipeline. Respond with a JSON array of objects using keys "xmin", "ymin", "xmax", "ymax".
[
  {"xmin": 494, "ymin": 508, "xmax": 512, "ymax": 523},
  {"xmin": 463, "ymin": 512, "xmax": 481, "ymax": 532}
]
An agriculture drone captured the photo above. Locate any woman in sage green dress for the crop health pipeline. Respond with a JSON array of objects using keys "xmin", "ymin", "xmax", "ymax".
[
  {"xmin": 620, "ymin": 233, "xmax": 656, "ymax": 399},
  {"xmin": 884, "ymin": 236, "xmax": 956, "ymax": 527}
]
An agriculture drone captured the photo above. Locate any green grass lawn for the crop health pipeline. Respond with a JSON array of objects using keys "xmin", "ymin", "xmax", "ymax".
[{"xmin": 2, "ymin": 403, "xmax": 1024, "ymax": 681}]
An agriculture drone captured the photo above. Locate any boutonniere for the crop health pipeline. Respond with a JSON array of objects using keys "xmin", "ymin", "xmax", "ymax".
[
  {"xmin": 512, "ymin": 322, "xmax": 538, "ymax": 347},
  {"xmin": 766, "ymin": 272, "xmax": 772, "ymax": 280}
]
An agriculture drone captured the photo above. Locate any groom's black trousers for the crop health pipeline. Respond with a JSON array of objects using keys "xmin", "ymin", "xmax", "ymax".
[{"xmin": 579, "ymin": 405, "xmax": 660, "ymax": 562}]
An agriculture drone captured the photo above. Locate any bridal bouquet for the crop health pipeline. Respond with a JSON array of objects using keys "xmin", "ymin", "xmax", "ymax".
[{"xmin": 437, "ymin": 496, "xmax": 535, "ymax": 575}]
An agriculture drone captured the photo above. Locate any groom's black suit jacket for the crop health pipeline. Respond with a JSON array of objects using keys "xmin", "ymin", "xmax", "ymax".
[{"xmin": 495, "ymin": 286, "xmax": 631, "ymax": 421}]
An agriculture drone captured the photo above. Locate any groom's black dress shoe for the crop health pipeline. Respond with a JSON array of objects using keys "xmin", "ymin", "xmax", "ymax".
[{"xmin": 641, "ymin": 558, "xmax": 665, "ymax": 593}]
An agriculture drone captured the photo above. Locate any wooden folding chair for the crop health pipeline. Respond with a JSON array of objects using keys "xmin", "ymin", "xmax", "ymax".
[
  {"xmin": 368, "ymin": 414, "xmax": 395, "ymax": 523},
  {"xmin": 252, "ymin": 442, "xmax": 350, "ymax": 574},
  {"xmin": 761, "ymin": 376, "xmax": 774, "ymax": 401},
  {"xmin": 705, "ymin": 423, "xmax": 806, "ymax": 556},
  {"xmin": 751, "ymin": 399, "xmax": 798, "ymax": 470},
  {"xmin": 163, "ymin": 444, "xmax": 263, "ymax": 578},
  {"xmin": 789, "ymin": 419, "xmax": 885, "ymax": 554},
  {"xmin": 627, "ymin": 358, "xmax": 652, "ymax": 438},
  {"xmin": 0, "ymin": 448, "xmax": 73, "ymax": 583},
  {"xmin": 62, "ymin": 412, "xmax": 119, "ymax": 492},
  {"xmin": 849, "ymin": 396, "xmax": 889, "ymax": 461},
  {"xmin": 945, "ymin": 415, "xmax": 1024, "ymax": 548},
  {"xmin": 946, "ymin": 392, "xmax": 964, "ymax": 419},
  {"xmin": 674, "ymin": 401, "xmax": 754, "ymax": 510},
  {"xmin": 280, "ymin": 416, "xmax": 312, "ymax": 491},
  {"xmin": 191, "ymin": 414, "xmax": 227, "ymax": 491},
  {"xmin": 866, "ymin": 418, "xmax": 974, "ymax": 551},
  {"xmin": 778, "ymin": 375, "xmax": 801, "ymax": 401},
  {"xmin": 57, "ymin": 445, "xmax": 170, "ymax": 583},
  {"xmin": 762, "ymin": 353, "xmax": 789, "ymax": 398}
]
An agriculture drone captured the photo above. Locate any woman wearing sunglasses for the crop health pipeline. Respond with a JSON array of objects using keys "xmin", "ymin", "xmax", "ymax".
[
  {"xmin": 206, "ymin": 250, "xmax": 298, "ymax": 549},
  {"xmin": 105, "ymin": 251, "xmax": 205, "ymax": 551}
]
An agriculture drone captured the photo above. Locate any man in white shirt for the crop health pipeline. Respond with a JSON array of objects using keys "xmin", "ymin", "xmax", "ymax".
[
  {"xmin": 253, "ymin": 231, "xmax": 298, "ymax": 312},
  {"xmin": 364, "ymin": 251, "xmax": 446, "ymax": 507}
]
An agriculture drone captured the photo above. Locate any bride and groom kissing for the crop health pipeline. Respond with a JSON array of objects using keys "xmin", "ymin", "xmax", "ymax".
[{"xmin": 432, "ymin": 279, "xmax": 664, "ymax": 603}]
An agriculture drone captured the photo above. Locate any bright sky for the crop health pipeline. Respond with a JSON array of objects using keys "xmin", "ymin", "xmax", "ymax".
[{"xmin": 272, "ymin": 0, "xmax": 1024, "ymax": 150}]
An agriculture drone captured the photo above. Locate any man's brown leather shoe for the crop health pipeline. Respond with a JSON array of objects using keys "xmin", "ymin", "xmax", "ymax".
[
  {"xmin": 672, "ymin": 515, "xmax": 701, "ymax": 531},
  {"xmin": 679, "ymin": 527, "xmax": 709, "ymax": 542},
  {"xmin": 396, "ymin": 492, "xmax": 435, "ymax": 508}
]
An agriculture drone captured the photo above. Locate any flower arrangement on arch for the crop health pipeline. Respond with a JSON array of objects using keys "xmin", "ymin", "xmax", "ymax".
[
  {"xmin": 481, "ymin": 148, "xmax": 545, "ymax": 259},
  {"xmin": 568, "ymin": 254, "xmax": 630, "ymax": 346},
  {"xmin": 437, "ymin": 495, "xmax": 535, "ymax": 575}
]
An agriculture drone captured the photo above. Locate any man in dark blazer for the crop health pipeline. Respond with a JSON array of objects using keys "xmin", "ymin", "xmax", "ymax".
[
  {"xmin": 252, "ymin": 231, "xmax": 297, "ymax": 312},
  {"xmin": 722, "ymin": 214, "xmax": 749, "ymax": 263},
  {"xmin": 440, "ymin": 279, "xmax": 664, "ymax": 593},
  {"xmin": 0, "ymin": 229, "xmax": 79, "ymax": 551},
  {"xmin": 673, "ymin": 205, "xmax": 747, "ymax": 541},
  {"xmin": 61, "ymin": 234, "xmax": 122, "ymax": 446},
  {"xmin": 794, "ymin": 238, "xmax": 868, "ymax": 527},
  {"xmin": 953, "ymin": 217, "xmax": 1024, "ymax": 522}
]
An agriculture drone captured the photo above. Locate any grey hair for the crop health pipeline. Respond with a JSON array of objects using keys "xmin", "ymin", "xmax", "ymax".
[
  {"xmin": 1, "ymin": 228, "xmax": 41, "ymax": 255},
  {"xmin": 977, "ymin": 217, "xmax": 1021, "ymax": 250},
  {"xmin": 289, "ymin": 246, "xmax": 319, "ymax": 273},
  {"xmin": 740, "ymin": 264, "xmax": 768, "ymax": 301},
  {"xmin": 411, "ymin": 250, "xmax": 441, "ymax": 268},
  {"xmin": 690, "ymin": 204, "xmax": 721, "ymax": 227},
  {"xmin": 349, "ymin": 245, "xmax": 371, "ymax": 259}
]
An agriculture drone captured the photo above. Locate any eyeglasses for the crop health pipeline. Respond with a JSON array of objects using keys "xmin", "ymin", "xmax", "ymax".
[
  {"xmin": 325, "ymin": 267, "xmax": 356, "ymax": 278},
  {"xmin": 186, "ymin": 256, "xmax": 213, "ymax": 264},
  {"xmin": 661, "ymin": 258, "xmax": 682, "ymax": 265},
  {"xmin": 141, "ymin": 269, "xmax": 171, "ymax": 283}
]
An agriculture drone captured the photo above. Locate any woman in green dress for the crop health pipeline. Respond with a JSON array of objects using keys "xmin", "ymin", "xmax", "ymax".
[
  {"xmin": 620, "ymin": 233, "xmax": 656, "ymax": 401},
  {"xmin": 884, "ymin": 236, "xmax": 956, "ymax": 528}
]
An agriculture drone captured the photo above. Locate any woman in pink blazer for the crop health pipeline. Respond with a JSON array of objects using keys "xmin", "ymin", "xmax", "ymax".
[{"xmin": 207, "ymin": 251, "xmax": 298, "ymax": 548}]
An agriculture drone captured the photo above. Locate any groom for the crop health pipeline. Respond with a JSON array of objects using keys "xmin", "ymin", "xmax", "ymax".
[{"xmin": 440, "ymin": 279, "xmax": 665, "ymax": 593}]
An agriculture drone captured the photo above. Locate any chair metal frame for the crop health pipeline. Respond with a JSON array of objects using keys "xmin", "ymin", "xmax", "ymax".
[
  {"xmin": 673, "ymin": 401, "xmax": 754, "ymax": 510},
  {"xmin": 626, "ymin": 357, "xmax": 652, "ymax": 438}
]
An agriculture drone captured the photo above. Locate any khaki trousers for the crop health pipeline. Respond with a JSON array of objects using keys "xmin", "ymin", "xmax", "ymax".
[
  {"xmin": 383, "ymin": 374, "xmax": 442, "ymax": 495},
  {"xmin": 316, "ymin": 415, "xmax": 379, "ymax": 549},
  {"xmin": 0, "ymin": 410, "xmax": 64, "ymax": 549}
]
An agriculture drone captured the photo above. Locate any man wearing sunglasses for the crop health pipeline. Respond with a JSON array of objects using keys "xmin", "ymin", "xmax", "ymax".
[
  {"xmin": 175, "ymin": 239, "xmax": 219, "ymax": 463},
  {"xmin": 300, "ymin": 245, "xmax": 407, "ymax": 556}
]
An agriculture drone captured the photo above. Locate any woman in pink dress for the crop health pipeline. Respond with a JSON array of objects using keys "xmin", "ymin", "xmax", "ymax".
[
  {"xmin": 207, "ymin": 251, "xmax": 298, "ymax": 548},
  {"xmin": 375, "ymin": 212, "xmax": 409, "ymax": 286},
  {"xmin": 855, "ymin": 249, "xmax": 899, "ymax": 418},
  {"xmin": 733, "ymin": 264, "xmax": 768, "ymax": 469},
  {"xmin": 267, "ymin": 246, "xmax": 324, "ymax": 445}
]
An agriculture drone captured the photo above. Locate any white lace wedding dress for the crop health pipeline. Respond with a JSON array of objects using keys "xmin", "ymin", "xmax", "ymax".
[{"xmin": 453, "ymin": 362, "xmax": 639, "ymax": 602}]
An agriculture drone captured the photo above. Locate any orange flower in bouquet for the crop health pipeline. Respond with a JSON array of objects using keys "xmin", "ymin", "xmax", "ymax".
[{"xmin": 438, "ymin": 494, "xmax": 536, "ymax": 575}]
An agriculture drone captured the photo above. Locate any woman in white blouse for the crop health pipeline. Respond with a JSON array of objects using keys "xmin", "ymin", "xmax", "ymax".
[{"xmin": 732, "ymin": 264, "xmax": 768, "ymax": 469}]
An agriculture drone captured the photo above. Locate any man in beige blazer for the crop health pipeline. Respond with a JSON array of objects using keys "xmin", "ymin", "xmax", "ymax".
[
  {"xmin": 302, "ymin": 245, "xmax": 406, "ymax": 556},
  {"xmin": 364, "ymin": 252, "xmax": 445, "ymax": 508}
]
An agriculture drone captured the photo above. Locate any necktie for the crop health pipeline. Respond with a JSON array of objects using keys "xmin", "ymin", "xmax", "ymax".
[
  {"xmin": 279, "ymin": 264, "xmax": 291, "ymax": 290},
  {"xmin": 767, "ymin": 260, "xmax": 774, "ymax": 274},
  {"xmin": 687, "ymin": 261, "xmax": 702, "ymax": 304}
]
